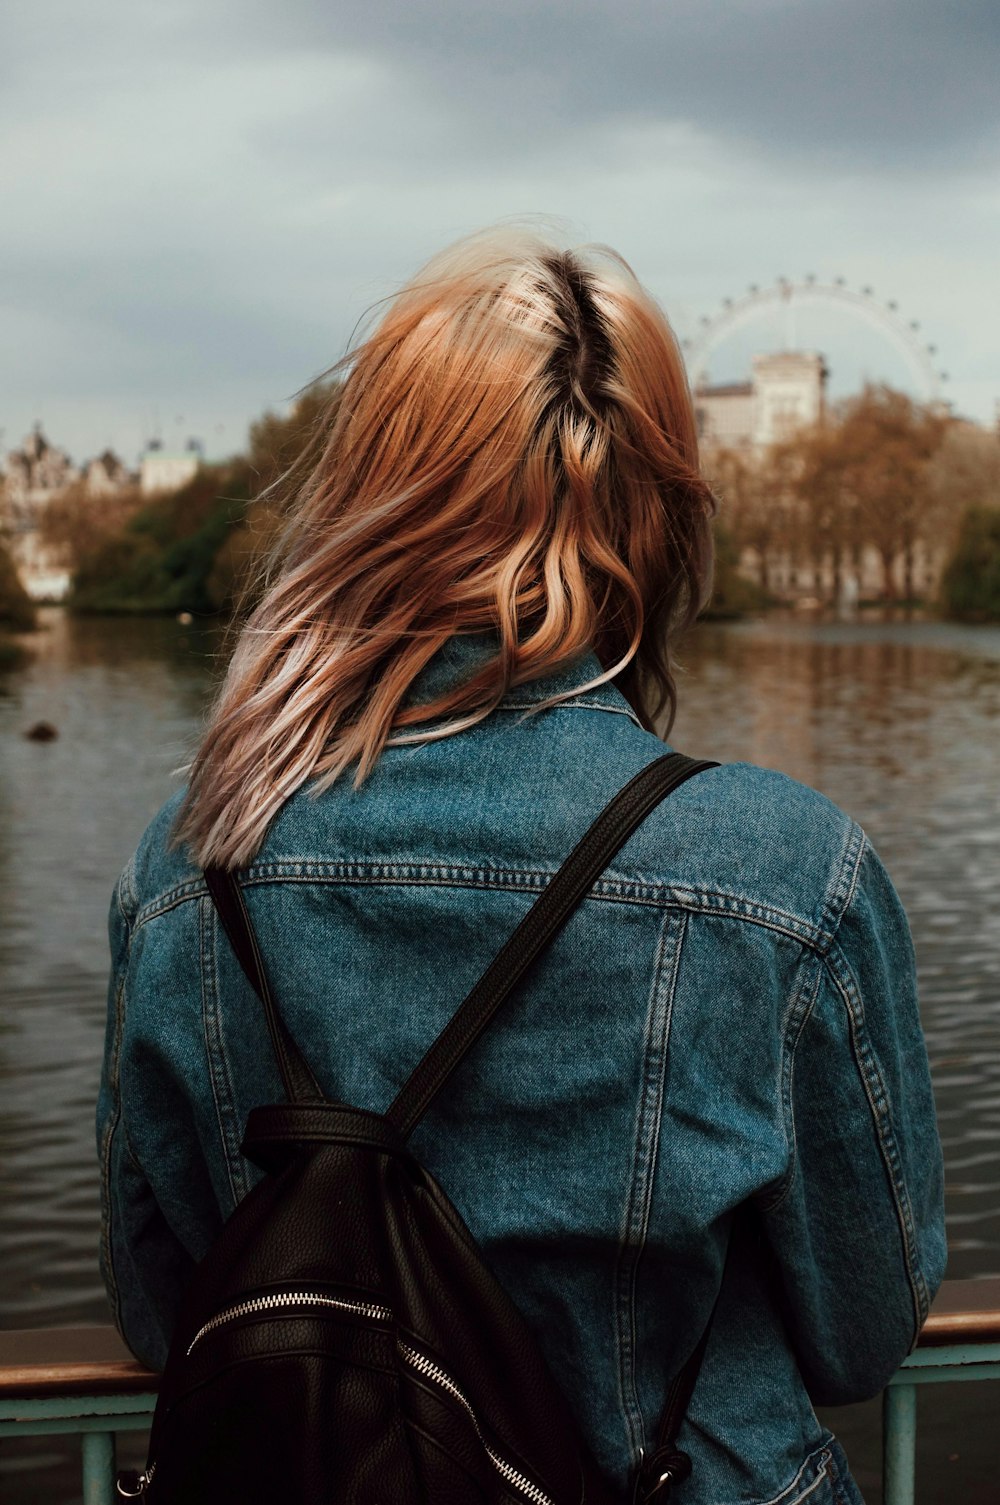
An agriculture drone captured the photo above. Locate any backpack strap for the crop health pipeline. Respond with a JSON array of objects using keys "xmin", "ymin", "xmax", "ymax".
[
  {"xmin": 634, "ymin": 1272, "xmax": 726, "ymax": 1503},
  {"xmin": 205, "ymin": 749, "xmax": 722, "ymax": 1487},
  {"xmin": 204, "ymin": 751, "xmax": 715, "ymax": 1112},
  {"xmin": 203, "ymin": 866, "xmax": 325, "ymax": 1102},
  {"xmin": 388, "ymin": 751, "xmax": 716, "ymax": 1138}
]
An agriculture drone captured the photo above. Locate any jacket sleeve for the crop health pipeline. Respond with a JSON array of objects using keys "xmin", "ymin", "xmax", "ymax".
[
  {"xmin": 96, "ymin": 865, "xmax": 196, "ymax": 1372},
  {"xmin": 758, "ymin": 834, "xmax": 947, "ymax": 1405}
]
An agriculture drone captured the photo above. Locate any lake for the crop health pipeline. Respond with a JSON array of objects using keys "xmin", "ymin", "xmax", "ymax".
[{"xmin": 1, "ymin": 607, "xmax": 998, "ymax": 1502}]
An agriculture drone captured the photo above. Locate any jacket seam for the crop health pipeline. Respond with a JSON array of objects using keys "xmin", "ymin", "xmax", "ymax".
[
  {"xmin": 99, "ymin": 873, "xmax": 135, "ymax": 1334},
  {"xmin": 759, "ymin": 1442, "xmax": 833, "ymax": 1505},
  {"xmin": 199, "ymin": 896, "xmax": 247, "ymax": 1208},
  {"xmin": 117, "ymin": 851, "xmax": 139, "ymax": 916},
  {"xmin": 502, "ymin": 698, "xmax": 644, "ymax": 726},
  {"xmin": 614, "ymin": 910, "xmax": 688, "ymax": 1460},
  {"xmin": 756, "ymin": 950, "xmax": 825, "ymax": 1216},
  {"xmin": 132, "ymin": 872, "xmax": 830, "ymax": 949},
  {"xmin": 824, "ymin": 941, "xmax": 930, "ymax": 1331},
  {"xmin": 98, "ymin": 995, "xmax": 127, "ymax": 1332},
  {"xmin": 754, "ymin": 827, "xmax": 867, "ymax": 1214},
  {"xmin": 816, "ymin": 822, "xmax": 867, "ymax": 958}
]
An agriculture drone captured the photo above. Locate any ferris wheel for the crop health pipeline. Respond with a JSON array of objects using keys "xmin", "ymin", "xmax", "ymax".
[{"xmin": 682, "ymin": 277, "xmax": 947, "ymax": 403}]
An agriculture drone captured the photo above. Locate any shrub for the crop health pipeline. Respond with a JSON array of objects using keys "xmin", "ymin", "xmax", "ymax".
[
  {"xmin": 0, "ymin": 540, "xmax": 36, "ymax": 631},
  {"xmin": 700, "ymin": 521, "xmax": 773, "ymax": 620},
  {"xmin": 71, "ymin": 462, "xmax": 254, "ymax": 614},
  {"xmin": 940, "ymin": 506, "xmax": 1000, "ymax": 622}
]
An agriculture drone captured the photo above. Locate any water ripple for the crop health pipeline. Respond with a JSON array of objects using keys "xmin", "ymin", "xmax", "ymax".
[{"xmin": 2, "ymin": 608, "xmax": 999, "ymax": 1502}]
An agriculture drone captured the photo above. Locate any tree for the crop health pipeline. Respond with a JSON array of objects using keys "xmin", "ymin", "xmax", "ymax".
[
  {"xmin": 71, "ymin": 461, "xmax": 254, "ymax": 614},
  {"xmin": 38, "ymin": 479, "xmax": 145, "ymax": 577},
  {"xmin": 702, "ymin": 519, "xmax": 773, "ymax": 618},
  {"xmin": 65, "ymin": 382, "xmax": 342, "ymax": 615},
  {"xmin": 708, "ymin": 448, "xmax": 787, "ymax": 593},
  {"xmin": 0, "ymin": 539, "xmax": 36, "ymax": 631},
  {"xmin": 790, "ymin": 423, "xmax": 860, "ymax": 601},
  {"xmin": 827, "ymin": 386, "xmax": 947, "ymax": 602},
  {"xmin": 246, "ymin": 379, "xmax": 342, "ymax": 494},
  {"xmin": 925, "ymin": 424, "xmax": 1000, "ymax": 559},
  {"xmin": 940, "ymin": 506, "xmax": 1000, "ymax": 621}
]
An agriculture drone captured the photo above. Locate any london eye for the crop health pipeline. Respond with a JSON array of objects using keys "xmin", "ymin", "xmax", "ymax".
[{"xmin": 683, "ymin": 277, "xmax": 947, "ymax": 404}]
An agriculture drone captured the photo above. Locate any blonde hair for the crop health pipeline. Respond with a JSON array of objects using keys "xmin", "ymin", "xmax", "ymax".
[{"xmin": 173, "ymin": 226, "xmax": 715, "ymax": 868}]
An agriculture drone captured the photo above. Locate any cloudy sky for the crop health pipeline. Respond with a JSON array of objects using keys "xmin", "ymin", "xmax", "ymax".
[{"xmin": 2, "ymin": 0, "xmax": 998, "ymax": 466}]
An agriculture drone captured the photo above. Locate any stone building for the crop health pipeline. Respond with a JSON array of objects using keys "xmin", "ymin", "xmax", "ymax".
[
  {"xmin": 84, "ymin": 448, "xmax": 133, "ymax": 496},
  {"xmin": 139, "ymin": 438, "xmax": 201, "ymax": 496},
  {"xmin": 696, "ymin": 351, "xmax": 828, "ymax": 453},
  {"xmin": 0, "ymin": 428, "xmax": 81, "ymax": 600},
  {"xmin": 0, "ymin": 426, "xmax": 135, "ymax": 600}
]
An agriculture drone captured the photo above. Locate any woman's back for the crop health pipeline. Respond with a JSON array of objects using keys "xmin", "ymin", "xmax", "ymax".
[{"xmin": 100, "ymin": 631, "xmax": 945, "ymax": 1504}]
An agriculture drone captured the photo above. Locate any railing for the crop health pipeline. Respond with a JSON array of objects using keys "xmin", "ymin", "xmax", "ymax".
[
  {"xmin": 0, "ymin": 1325, "xmax": 156, "ymax": 1504},
  {"xmin": 1, "ymin": 1278, "xmax": 999, "ymax": 1504},
  {"xmin": 882, "ymin": 1277, "xmax": 1000, "ymax": 1505}
]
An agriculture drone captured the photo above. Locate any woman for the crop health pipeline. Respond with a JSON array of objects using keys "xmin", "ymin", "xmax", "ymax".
[{"xmin": 98, "ymin": 228, "xmax": 946, "ymax": 1504}]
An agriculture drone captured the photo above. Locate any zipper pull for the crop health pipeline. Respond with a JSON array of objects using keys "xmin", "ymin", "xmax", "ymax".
[{"xmin": 116, "ymin": 1469, "xmax": 150, "ymax": 1498}]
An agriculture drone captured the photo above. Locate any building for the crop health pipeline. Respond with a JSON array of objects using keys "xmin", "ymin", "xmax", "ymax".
[
  {"xmin": 0, "ymin": 428, "xmax": 81, "ymax": 600},
  {"xmin": 139, "ymin": 438, "xmax": 201, "ymax": 496},
  {"xmin": 0, "ymin": 426, "xmax": 136, "ymax": 600},
  {"xmin": 84, "ymin": 448, "xmax": 134, "ymax": 496},
  {"xmin": 694, "ymin": 380, "xmax": 754, "ymax": 452},
  {"xmin": 696, "ymin": 351, "xmax": 828, "ymax": 453}
]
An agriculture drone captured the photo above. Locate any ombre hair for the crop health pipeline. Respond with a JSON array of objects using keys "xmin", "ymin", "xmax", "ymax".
[{"xmin": 173, "ymin": 226, "xmax": 716, "ymax": 868}]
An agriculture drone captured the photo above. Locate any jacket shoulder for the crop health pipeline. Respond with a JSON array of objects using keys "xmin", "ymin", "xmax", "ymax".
[
  {"xmin": 624, "ymin": 750, "xmax": 865, "ymax": 950},
  {"xmin": 120, "ymin": 786, "xmax": 202, "ymax": 919}
]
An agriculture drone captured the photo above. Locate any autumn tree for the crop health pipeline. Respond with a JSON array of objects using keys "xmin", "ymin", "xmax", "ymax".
[
  {"xmin": 38, "ymin": 479, "xmax": 146, "ymax": 576},
  {"xmin": 202, "ymin": 380, "xmax": 342, "ymax": 612},
  {"xmin": 708, "ymin": 447, "xmax": 787, "ymax": 592},
  {"xmin": 246, "ymin": 379, "xmax": 342, "ymax": 494},
  {"xmin": 788, "ymin": 422, "xmax": 860, "ymax": 600},
  {"xmin": 824, "ymin": 386, "xmax": 947, "ymax": 601},
  {"xmin": 925, "ymin": 423, "xmax": 1000, "ymax": 555},
  {"xmin": 0, "ymin": 539, "xmax": 35, "ymax": 631}
]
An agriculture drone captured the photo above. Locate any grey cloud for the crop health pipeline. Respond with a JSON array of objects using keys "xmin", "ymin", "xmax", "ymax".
[
  {"xmin": 230, "ymin": 0, "xmax": 1000, "ymax": 168},
  {"xmin": 8, "ymin": 1, "xmax": 1000, "ymax": 169},
  {"xmin": 1, "ymin": 0, "xmax": 997, "ymax": 463}
]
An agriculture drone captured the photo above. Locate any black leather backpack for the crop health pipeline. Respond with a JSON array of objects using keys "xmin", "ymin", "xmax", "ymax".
[{"xmin": 116, "ymin": 752, "xmax": 718, "ymax": 1505}]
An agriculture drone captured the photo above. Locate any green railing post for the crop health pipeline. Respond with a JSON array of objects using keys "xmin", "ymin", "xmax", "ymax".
[
  {"xmin": 882, "ymin": 1382, "xmax": 917, "ymax": 1505},
  {"xmin": 82, "ymin": 1429, "xmax": 116, "ymax": 1505}
]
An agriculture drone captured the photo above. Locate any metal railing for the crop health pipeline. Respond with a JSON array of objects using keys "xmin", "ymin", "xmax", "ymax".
[
  {"xmin": 0, "ymin": 1326, "xmax": 156, "ymax": 1504},
  {"xmin": 2, "ymin": 1278, "xmax": 999, "ymax": 1504},
  {"xmin": 882, "ymin": 1276, "xmax": 1000, "ymax": 1505}
]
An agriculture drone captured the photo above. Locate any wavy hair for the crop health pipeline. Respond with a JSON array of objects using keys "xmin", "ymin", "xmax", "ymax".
[{"xmin": 173, "ymin": 227, "xmax": 716, "ymax": 868}]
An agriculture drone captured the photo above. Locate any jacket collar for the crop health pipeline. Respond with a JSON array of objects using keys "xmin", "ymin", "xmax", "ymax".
[{"xmin": 403, "ymin": 630, "xmax": 645, "ymax": 728}]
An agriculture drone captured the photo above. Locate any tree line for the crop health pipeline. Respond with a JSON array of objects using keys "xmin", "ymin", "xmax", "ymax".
[
  {"xmin": 707, "ymin": 384, "xmax": 1000, "ymax": 614},
  {"xmin": 3, "ymin": 380, "xmax": 999, "ymax": 635}
]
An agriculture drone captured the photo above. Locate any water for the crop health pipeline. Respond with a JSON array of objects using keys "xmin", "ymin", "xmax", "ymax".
[{"xmin": 1, "ymin": 607, "xmax": 998, "ymax": 1502}]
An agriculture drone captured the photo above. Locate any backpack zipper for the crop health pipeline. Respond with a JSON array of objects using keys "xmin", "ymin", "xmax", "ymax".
[
  {"xmin": 400, "ymin": 1341, "xmax": 555, "ymax": 1505},
  {"xmin": 186, "ymin": 1289, "xmax": 393, "ymax": 1355},
  {"xmin": 178, "ymin": 1293, "xmax": 554, "ymax": 1505},
  {"xmin": 115, "ymin": 1460, "xmax": 155, "ymax": 1497}
]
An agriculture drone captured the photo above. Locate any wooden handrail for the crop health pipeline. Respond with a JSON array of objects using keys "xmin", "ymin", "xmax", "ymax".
[
  {"xmin": 0, "ymin": 1324, "xmax": 157, "ymax": 1397},
  {"xmin": 915, "ymin": 1275, "xmax": 1000, "ymax": 1346},
  {"xmin": 1, "ymin": 1277, "xmax": 998, "ymax": 1397}
]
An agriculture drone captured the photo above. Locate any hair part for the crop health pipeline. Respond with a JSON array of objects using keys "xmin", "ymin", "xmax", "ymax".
[{"xmin": 172, "ymin": 226, "xmax": 716, "ymax": 869}]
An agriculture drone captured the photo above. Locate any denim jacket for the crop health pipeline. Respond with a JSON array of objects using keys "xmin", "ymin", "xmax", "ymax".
[{"xmin": 98, "ymin": 632, "xmax": 946, "ymax": 1505}]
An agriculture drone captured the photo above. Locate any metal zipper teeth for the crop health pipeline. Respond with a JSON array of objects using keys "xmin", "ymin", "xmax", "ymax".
[
  {"xmin": 400, "ymin": 1342, "xmax": 555, "ymax": 1505},
  {"xmin": 184, "ymin": 1297, "xmax": 553, "ymax": 1505},
  {"xmin": 186, "ymin": 1291, "xmax": 392, "ymax": 1356}
]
